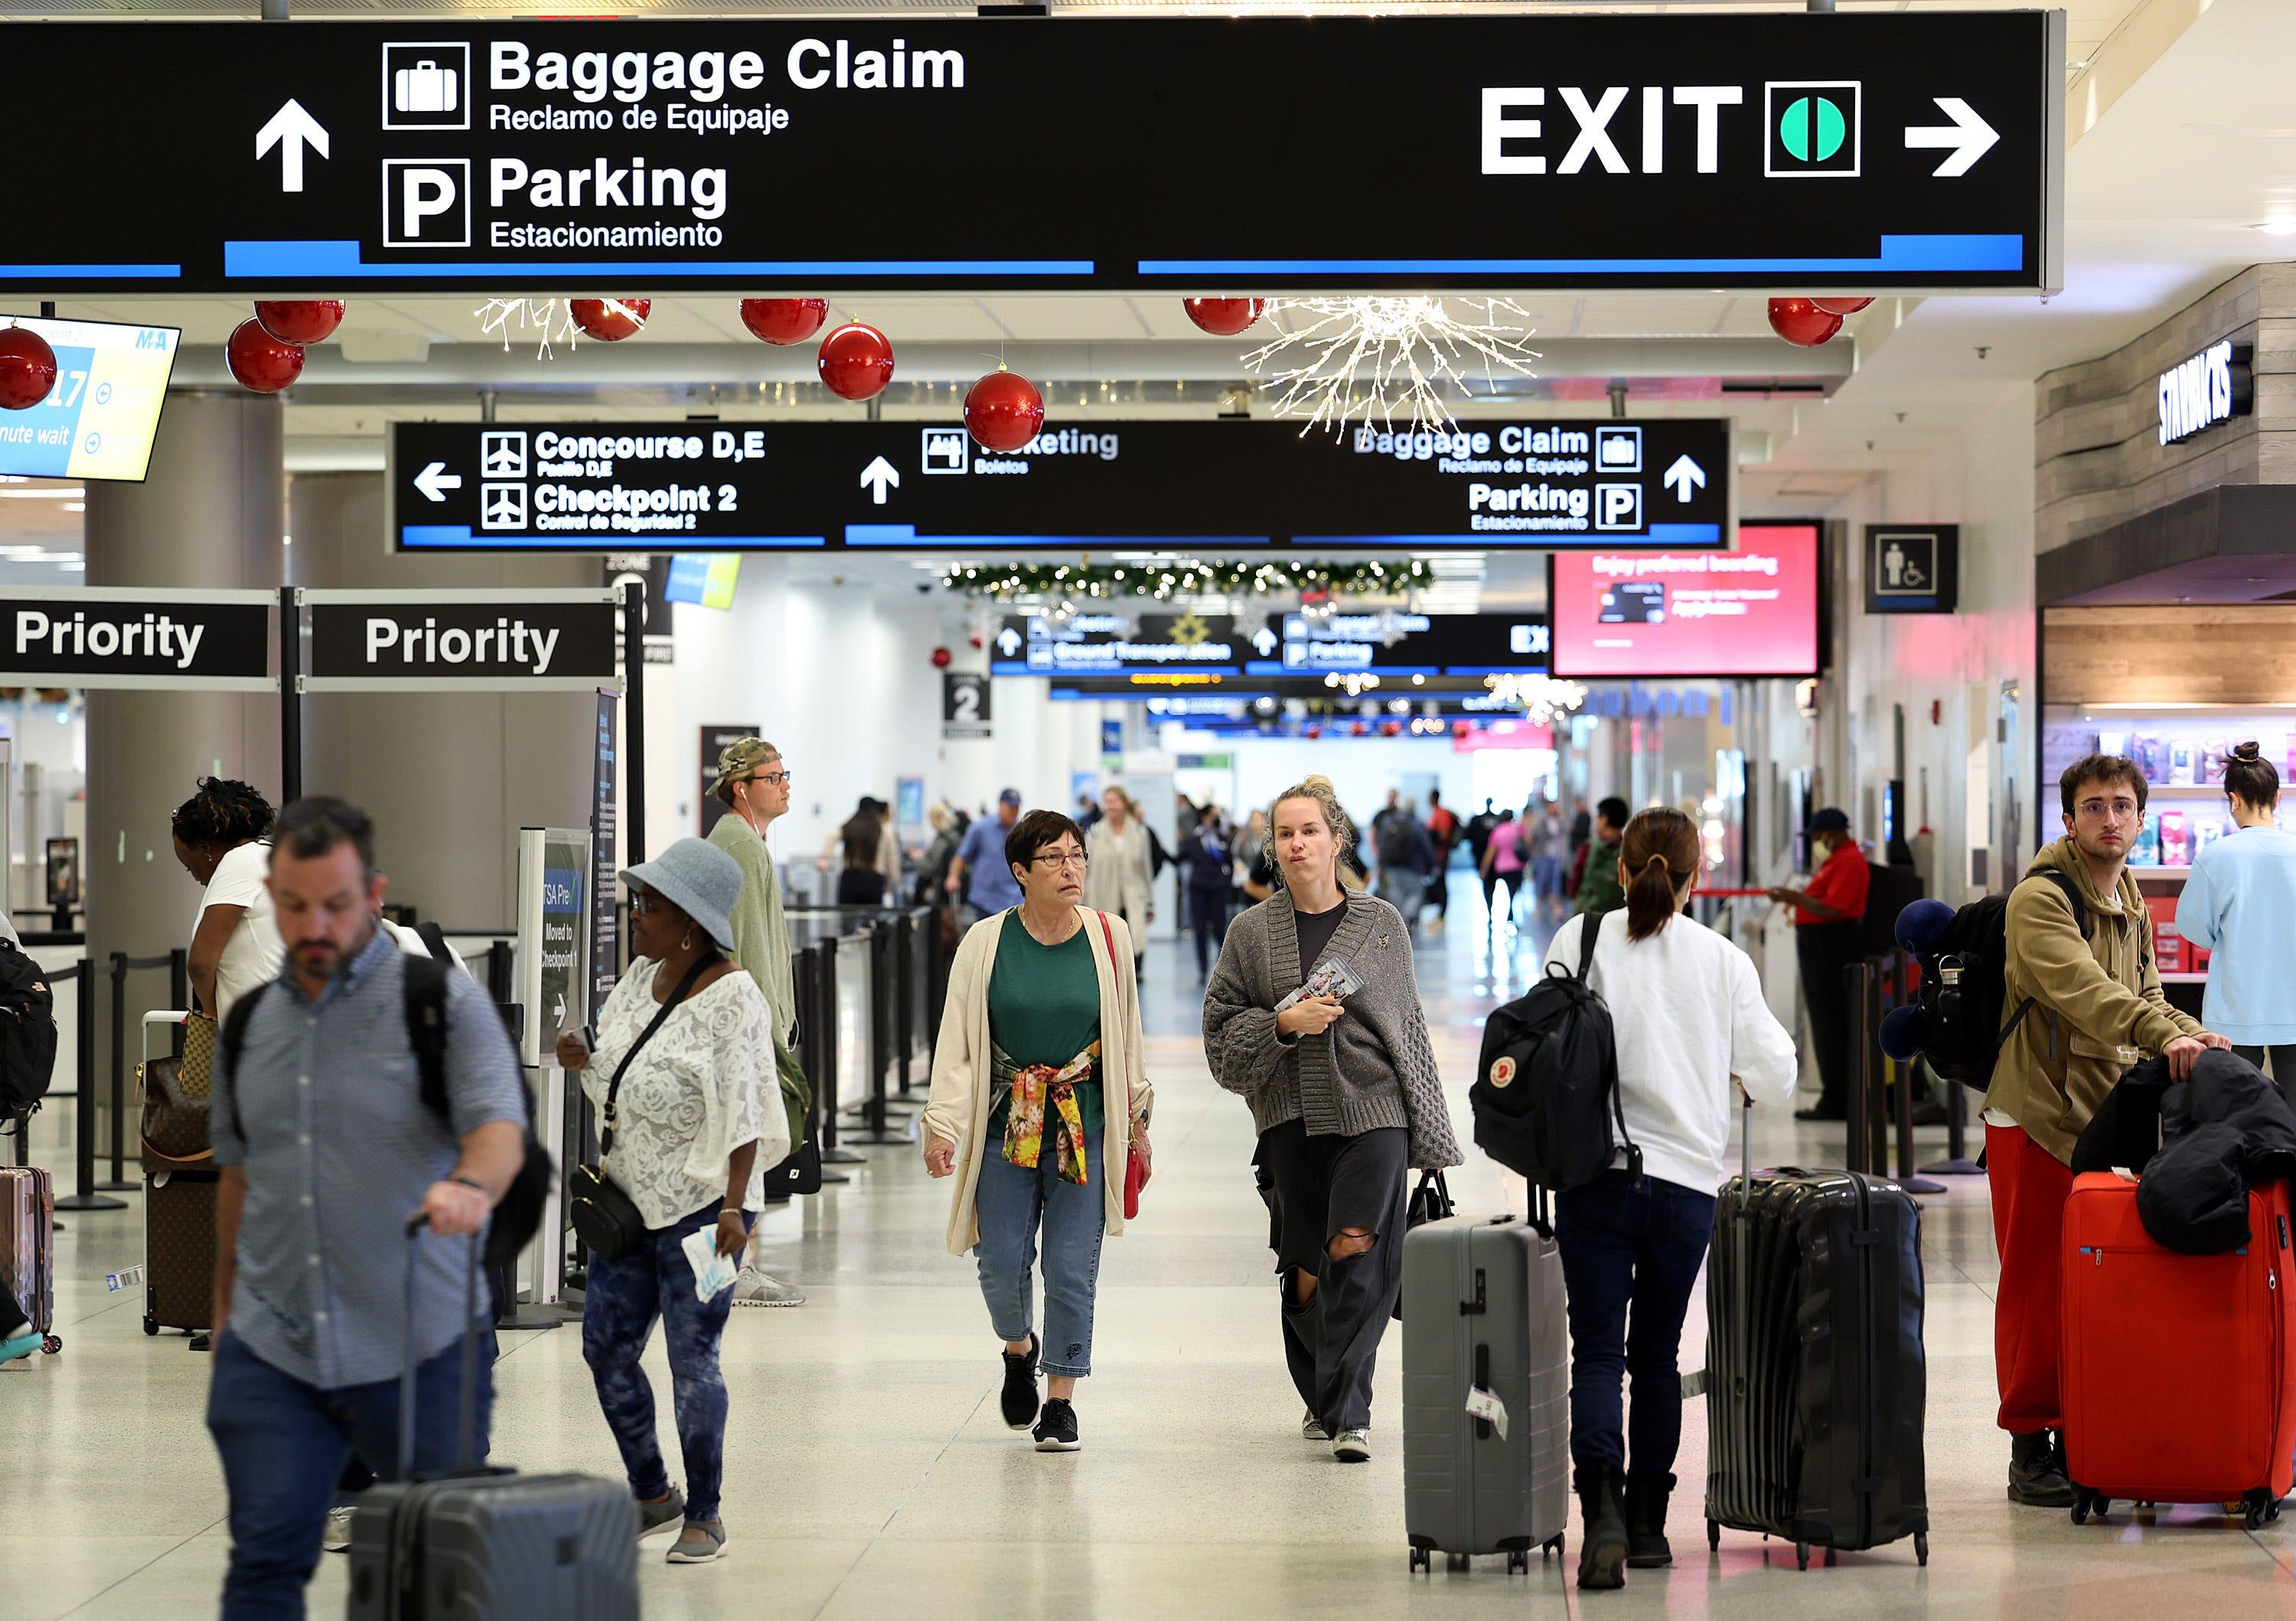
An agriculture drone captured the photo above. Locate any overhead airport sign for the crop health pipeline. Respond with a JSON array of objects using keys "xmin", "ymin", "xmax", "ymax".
[
  {"xmin": 302, "ymin": 588, "xmax": 618, "ymax": 690},
  {"xmin": 993, "ymin": 614, "xmax": 1244, "ymax": 678},
  {"xmin": 390, "ymin": 418, "xmax": 1732, "ymax": 552},
  {"xmin": 1864, "ymin": 523, "xmax": 1959, "ymax": 615},
  {"xmin": 0, "ymin": 588, "xmax": 274, "ymax": 690},
  {"xmin": 1254, "ymin": 612, "xmax": 1551, "ymax": 678},
  {"xmin": 0, "ymin": 15, "xmax": 2058, "ymax": 294}
]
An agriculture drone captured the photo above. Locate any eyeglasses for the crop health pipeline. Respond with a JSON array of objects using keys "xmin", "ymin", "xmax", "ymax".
[
  {"xmin": 2077, "ymin": 797, "xmax": 2141, "ymax": 822},
  {"xmin": 1031, "ymin": 850, "xmax": 1090, "ymax": 870},
  {"xmin": 746, "ymin": 771, "xmax": 791, "ymax": 788}
]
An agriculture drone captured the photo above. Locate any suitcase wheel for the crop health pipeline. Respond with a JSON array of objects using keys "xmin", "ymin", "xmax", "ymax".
[
  {"xmin": 2243, "ymin": 1490, "xmax": 2273, "ymax": 1531},
  {"xmin": 142, "ymin": 1316, "xmax": 157, "ymax": 1337},
  {"xmin": 2069, "ymin": 1486, "xmax": 2095, "ymax": 1526},
  {"xmin": 1545, "ymin": 1535, "xmax": 1565, "ymax": 1561},
  {"xmin": 1913, "ymin": 1532, "xmax": 1928, "ymax": 1568},
  {"xmin": 1506, "ymin": 1550, "xmax": 1528, "ymax": 1574},
  {"xmin": 1707, "ymin": 1519, "xmax": 1720, "ymax": 1552},
  {"xmin": 1407, "ymin": 1546, "xmax": 1429, "ymax": 1574},
  {"xmin": 40, "ymin": 1335, "xmax": 58, "ymax": 1355},
  {"xmin": 1795, "ymin": 1542, "xmax": 1810, "ymax": 1570}
]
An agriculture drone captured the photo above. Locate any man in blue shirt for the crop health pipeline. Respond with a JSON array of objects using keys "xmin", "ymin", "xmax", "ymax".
[
  {"xmin": 946, "ymin": 788, "xmax": 1026, "ymax": 923},
  {"xmin": 205, "ymin": 798, "xmax": 528, "ymax": 1621}
]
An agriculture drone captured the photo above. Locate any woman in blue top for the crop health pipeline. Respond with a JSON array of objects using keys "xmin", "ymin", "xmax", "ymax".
[{"xmin": 2177, "ymin": 742, "xmax": 2296, "ymax": 1094}]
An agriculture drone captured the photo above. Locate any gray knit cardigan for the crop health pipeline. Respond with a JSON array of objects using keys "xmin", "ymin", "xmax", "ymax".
[{"xmin": 1202, "ymin": 888, "xmax": 1463, "ymax": 1171}]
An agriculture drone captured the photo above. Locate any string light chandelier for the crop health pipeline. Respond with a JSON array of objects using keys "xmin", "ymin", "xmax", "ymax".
[
  {"xmin": 1484, "ymin": 672, "xmax": 1589, "ymax": 725},
  {"xmin": 1244, "ymin": 297, "xmax": 1541, "ymax": 435}
]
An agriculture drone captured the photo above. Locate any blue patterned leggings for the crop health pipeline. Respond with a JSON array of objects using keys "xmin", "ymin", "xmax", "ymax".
[{"xmin": 582, "ymin": 1203, "xmax": 753, "ymax": 1523}]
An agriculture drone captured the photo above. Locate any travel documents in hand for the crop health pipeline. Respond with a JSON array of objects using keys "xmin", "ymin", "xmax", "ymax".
[
  {"xmin": 681, "ymin": 1225, "xmax": 740, "ymax": 1303},
  {"xmin": 1276, "ymin": 957, "xmax": 1365, "ymax": 1013}
]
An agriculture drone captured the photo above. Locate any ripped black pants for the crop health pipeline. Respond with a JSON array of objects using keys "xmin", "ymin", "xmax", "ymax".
[{"xmin": 1259, "ymin": 1118, "xmax": 1408, "ymax": 1435}]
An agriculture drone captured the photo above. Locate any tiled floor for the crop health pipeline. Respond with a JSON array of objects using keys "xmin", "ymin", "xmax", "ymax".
[{"xmin": 8, "ymin": 901, "xmax": 2293, "ymax": 1619}]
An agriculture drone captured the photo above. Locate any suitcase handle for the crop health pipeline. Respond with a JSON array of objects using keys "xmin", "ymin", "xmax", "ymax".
[{"xmin": 400, "ymin": 1213, "xmax": 484, "ymax": 1482}]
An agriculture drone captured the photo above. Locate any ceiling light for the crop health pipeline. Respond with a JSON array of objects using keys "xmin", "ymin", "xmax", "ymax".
[
  {"xmin": 61, "ymin": 502, "xmax": 83, "ymax": 512},
  {"xmin": 2256, "ymin": 219, "xmax": 2296, "ymax": 236},
  {"xmin": 0, "ymin": 487, "xmax": 86, "ymax": 500}
]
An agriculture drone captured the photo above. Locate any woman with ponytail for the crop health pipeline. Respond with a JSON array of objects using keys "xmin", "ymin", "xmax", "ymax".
[
  {"xmin": 2178, "ymin": 742, "xmax": 2296, "ymax": 1093},
  {"xmin": 1540, "ymin": 807, "xmax": 1797, "ymax": 1590},
  {"xmin": 171, "ymin": 776, "xmax": 282, "ymax": 1020}
]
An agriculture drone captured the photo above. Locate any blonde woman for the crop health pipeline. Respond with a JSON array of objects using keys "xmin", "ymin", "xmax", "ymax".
[
  {"xmin": 1084, "ymin": 787, "xmax": 1156, "ymax": 980},
  {"xmin": 1203, "ymin": 775, "xmax": 1461, "ymax": 1463},
  {"xmin": 923, "ymin": 808, "xmax": 1153, "ymax": 1454}
]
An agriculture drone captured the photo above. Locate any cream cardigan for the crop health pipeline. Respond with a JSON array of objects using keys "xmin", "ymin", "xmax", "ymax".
[{"xmin": 922, "ymin": 905, "xmax": 1153, "ymax": 1257}]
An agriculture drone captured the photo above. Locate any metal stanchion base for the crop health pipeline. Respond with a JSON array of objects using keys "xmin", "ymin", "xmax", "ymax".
[
  {"xmin": 843, "ymin": 1102, "xmax": 915, "ymax": 1119},
  {"xmin": 96, "ymin": 1178, "xmax": 139, "ymax": 1192},
  {"xmin": 1899, "ymin": 1176, "xmax": 1947, "ymax": 1195},
  {"xmin": 821, "ymin": 1170, "xmax": 853, "ymax": 1185},
  {"xmin": 822, "ymin": 1148, "xmax": 866, "ymax": 1165},
  {"xmin": 1919, "ymin": 1157, "xmax": 1985, "ymax": 1176},
  {"xmin": 498, "ymin": 1303, "xmax": 572, "ymax": 1332},
  {"xmin": 54, "ymin": 1193, "xmax": 128, "ymax": 1211},
  {"xmin": 845, "ymin": 1130, "xmax": 916, "ymax": 1146}
]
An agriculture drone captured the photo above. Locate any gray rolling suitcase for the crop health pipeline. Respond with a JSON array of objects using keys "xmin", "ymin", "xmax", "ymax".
[
  {"xmin": 347, "ymin": 1219, "xmax": 638, "ymax": 1621},
  {"xmin": 1401, "ymin": 1183, "xmax": 1570, "ymax": 1574}
]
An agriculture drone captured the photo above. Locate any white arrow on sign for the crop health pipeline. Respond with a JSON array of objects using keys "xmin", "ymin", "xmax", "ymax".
[
  {"xmin": 1252, "ymin": 627, "xmax": 1279, "ymax": 657},
  {"xmin": 256, "ymin": 99, "xmax": 331, "ymax": 194},
  {"xmin": 413, "ymin": 462, "xmax": 464, "ymax": 503},
  {"xmin": 553, "ymin": 992, "xmax": 567, "ymax": 1028},
  {"xmin": 1905, "ymin": 96, "xmax": 1999, "ymax": 178},
  {"xmin": 1662, "ymin": 455, "xmax": 1707, "ymax": 504},
  {"xmin": 995, "ymin": 627, "xmax": 1022, "ymax": 657},
  {"xmin": 859, "ymin": 455, "xmax": 900, "ymax": 504}
]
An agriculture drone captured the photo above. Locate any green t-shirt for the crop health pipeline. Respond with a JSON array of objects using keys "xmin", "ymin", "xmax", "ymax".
[{"xmin": 986, "ymin": 912, "xmax": 1105, "ymax": 1137}]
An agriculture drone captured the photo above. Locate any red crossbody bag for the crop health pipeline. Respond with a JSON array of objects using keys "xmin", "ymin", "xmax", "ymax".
[{"xmin": 1094, "ymin": 908, "xmax": 1149, "ymax": 1220}]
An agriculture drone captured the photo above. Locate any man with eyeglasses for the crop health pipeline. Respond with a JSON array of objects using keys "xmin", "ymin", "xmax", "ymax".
[
  {"xmin": 1985, "ymin": 752, "xmax": 2226, "ymax": 1508},
  {"xmin": 706, "ymin": 738, "xmax": 810, "ymax": 1308}
]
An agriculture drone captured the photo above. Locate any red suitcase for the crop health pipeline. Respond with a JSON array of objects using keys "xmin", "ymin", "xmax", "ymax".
[{"xmin": 2061, "ymin": 1171, "xmax": 2296, "ymax": 1528}]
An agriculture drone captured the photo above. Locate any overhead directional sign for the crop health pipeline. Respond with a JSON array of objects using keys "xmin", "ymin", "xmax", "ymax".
[
  {"xmin": 0, "ymin": 15, "xmax": 2060, "ymax": 294},
  {"xmin": 1254, "ymin": 612, "xmax": 1553, "ymax": 678},
  {"xmin": 389, "ymin": 417, "xmax": 1732, "ymax": 552},
  {"xmin": 992, "ymin": 614, "xmax": 1244, "ymax": 678}
]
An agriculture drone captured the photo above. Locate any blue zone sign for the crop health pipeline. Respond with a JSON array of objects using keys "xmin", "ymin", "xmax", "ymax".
[{"xmin": 0, "ymin": 15, "xmax": 2057, "ymax": 293}]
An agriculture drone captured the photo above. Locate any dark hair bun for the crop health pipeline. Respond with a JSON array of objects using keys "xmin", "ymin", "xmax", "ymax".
[{"xmin": 2234, "ymin": 740, "xmax": 2264, "ymax": 762}]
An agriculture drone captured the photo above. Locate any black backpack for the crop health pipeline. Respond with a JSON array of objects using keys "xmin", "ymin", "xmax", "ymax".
[
  {"xmin": 1377, "ymin": 816, "xmax": 1416, "ymax": 869},
  {"xmin": 222, "ymin": 954, "xmax": 552, "ymax": 1272},
  {"xmin": 1907, "ymin": 868, "xmax": 2149, "ymax": 1091},
  {"xmin": 1469, "ymin": 910, "xmax": 1642, "ymax": 1191},
  {"xmin": 0, "ymin": 939, "xmax": 57, "ymax": 1116}
]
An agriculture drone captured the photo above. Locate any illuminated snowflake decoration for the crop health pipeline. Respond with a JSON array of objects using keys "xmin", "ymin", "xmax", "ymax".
[
  {"xmin": 475, "ymin": 298, "xmax": 581, "ymax": 360},
  {"xmin": 1484, "ymin": 672, "xmax": 1588, "ymax": 726},
  {"xmin": 1244, "ymin": 297, "xmax": 1541, "ymax": 435}
]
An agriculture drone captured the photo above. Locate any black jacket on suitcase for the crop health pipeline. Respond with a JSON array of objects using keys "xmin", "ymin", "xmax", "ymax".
[{"xmin": 1701, "ymin": 1111, "xmax": 1929, "ymax": 1568}]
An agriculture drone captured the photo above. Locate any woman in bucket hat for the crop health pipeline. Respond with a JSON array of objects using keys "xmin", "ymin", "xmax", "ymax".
[{"xmin": 556, "ymin": 837, "xmax": 791, "ymax": 1565}]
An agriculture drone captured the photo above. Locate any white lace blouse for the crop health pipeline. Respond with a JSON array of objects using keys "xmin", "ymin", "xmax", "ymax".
[{"xmin": 579, "ymin": 961, "xmax": 788, "ymax": 1230}]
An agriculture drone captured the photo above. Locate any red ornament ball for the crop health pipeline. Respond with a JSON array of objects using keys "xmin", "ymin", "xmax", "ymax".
[
  {"xmin": 226, "ymin": 318, "xmax": 305, "ymax": 394},
  {"xmin": 968, "ymin": 634, "xmax": 984, "ymax": 650},
  {"xmin": 963, "ymin": 370, "xmax": 1046, "ymax": 454},
  {"xmin": 1183, "ymin": 298, "xmax": 1267, "ymax": 337},
  {"xmin": 570, "ymin": 298, "xmax": 651, "ymax": 341},
  {"xmin": 1812, "ymin": 296, "xmax": 1874, "ymax": 316},
  {"xmin": 739, "ymin": 298, "xmax": 828, "ymax": 346},
  {"xmin": 253, "ymin": 300, "xmax": 345, "ymax": 344},
  {"xmin": 818, "ymin": 322, "xmax": 895, "ymax": 401},
  {"xmin": 0, "ymin": 326, "xmax": 58, "ymax": 412},
  {"xmin": 1767, "ymin": 297, "xmax": 1844, "ymax": 348},
  {"xmin": 930, "ymin": 646, "xmax": 953, "ymax": 670}
]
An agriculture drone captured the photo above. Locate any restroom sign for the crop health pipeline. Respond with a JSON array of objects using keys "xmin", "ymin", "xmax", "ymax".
[{"xmin": 1864, "ymin": 524, "xmax": 1958, "ymax": 615}]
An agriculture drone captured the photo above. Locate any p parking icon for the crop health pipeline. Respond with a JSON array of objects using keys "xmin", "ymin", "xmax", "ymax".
[{"xmin": 383, "ymin": 158, "xmax": 471, "ymax": 248}]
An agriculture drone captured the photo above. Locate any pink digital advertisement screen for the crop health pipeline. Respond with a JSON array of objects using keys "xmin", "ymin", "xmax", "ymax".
[{"xmin": 1550, "ymin": 523, "xmax": 1822, "ymax": 678}]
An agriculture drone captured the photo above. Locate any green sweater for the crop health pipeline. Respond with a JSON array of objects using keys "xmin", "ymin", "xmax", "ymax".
[
  {"xmin": 1573, "ymin": 840, "xmax": 1625, "ymax": 916},
  {"xmin": 987, "ymin": 912, "xmax": 1104, "ymax": 1136},
  {"xmin": 707, "ymin": 811, "xmax": 796, "ymax": 1046}
]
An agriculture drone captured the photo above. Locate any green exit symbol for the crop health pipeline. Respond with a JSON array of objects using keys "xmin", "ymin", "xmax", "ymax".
[{"xmin": 1765, "ymin": 81, "xmax": 1861, "ymax": 177}]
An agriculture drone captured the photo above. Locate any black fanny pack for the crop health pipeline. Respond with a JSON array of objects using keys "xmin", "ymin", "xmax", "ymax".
[{"xmin": 569, "ymin": 954, "xmax": 714, "ymax": 1261}]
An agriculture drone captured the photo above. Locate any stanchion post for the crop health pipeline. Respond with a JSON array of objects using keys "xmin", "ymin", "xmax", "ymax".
[
  {"xmin": 895, "ymin": 910, "xmax": 917, "ymax": 1098},
  {"xmin": 98, "ymin": 951, "xmax": 137, "ymax": 1190},
  {"xmin": 55, "ymin": 961, "xmax": 126, "ymax": 1212},
  {"xmin": 844, "ymin": 927, "xmax": 912, "ymax": 1146},
  {"xmin": 1841, "ymin": 960, "xmax": 1869, "ymax": 1176}
]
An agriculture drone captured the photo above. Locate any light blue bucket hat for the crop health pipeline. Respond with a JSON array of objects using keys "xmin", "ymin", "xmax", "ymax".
[{"xmin": 623, "ymin": 837, "xmax": 742, "ymax": 952}]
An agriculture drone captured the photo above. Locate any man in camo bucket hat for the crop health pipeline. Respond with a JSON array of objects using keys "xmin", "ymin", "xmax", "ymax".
[{"xmin": 706, "ymin": 735, "xmax": 810, "ymax": 1307}]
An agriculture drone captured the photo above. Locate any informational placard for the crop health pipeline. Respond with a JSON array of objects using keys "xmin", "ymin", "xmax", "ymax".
[
  {"xmin": 0, "ymin": 16, "xmax": 2059, "ymax": 294},
  {"xmin": 664, "ymin": 554, "xmax": 741, "ymax": 608},
  {"xmin": 1248, "ymin": 612, "xmax": 1551, "ymax": 677},
  {"xmin": 696, "ymin": 722, "xmax": 758, "ymax": 835},
  {"xmin": 515, "ymin": 826, "xmax": 590, "ymax": 1067},
  {"xmin": 1864, "ymin": 523, "xmax": 1958, "ymax": 615},
  {"xmin": 589, "ymin": 693, "xmax": 619, "ymax": 1023},
  {"xmin": 991, "ymin": 613, "xmax": 1244, "ymax": 677},
  {"xmin": 0, "ymin": 587, "xmax": 273, "ymax": 690},
  {"xmin": 302, "ymin": 587, "xmax": 617, "ymax": 690},
  {"xmin": 0, "ymin": 315, "xmax": 179, "ymax": 481},
  {"xmin": 1551, "ymin": 523, "xmax": 1822, "ymax": 678},
  {"xmin": 397, "ymin": 419, "xmax": 1733, "ymax": 553},
  {"xmin": 942, "ymin": 672, "xmax": 991, "ymax": 740}
]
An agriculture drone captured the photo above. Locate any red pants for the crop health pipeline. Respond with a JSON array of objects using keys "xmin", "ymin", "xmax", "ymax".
[{"xmin": 1986, "ymin": 1122, "xmax": 2075, "ymax": 1434}]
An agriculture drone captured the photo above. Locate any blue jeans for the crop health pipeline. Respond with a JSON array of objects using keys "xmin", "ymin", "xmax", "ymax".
[
  {"xmin": 206, "ymin": 1324, "xmax": 495, "ymax": 1621},
  {"xmin": 1555, "ymin": 1169, "xmax": 1716, "ymax": 1476},
  {"xmin": 974, "ymin": 1129, "xmax": 1105, "ymax": 1378},
  {"xmin": 582, "ymin": 1203, "xmax": 753, "ymax": 1523}
]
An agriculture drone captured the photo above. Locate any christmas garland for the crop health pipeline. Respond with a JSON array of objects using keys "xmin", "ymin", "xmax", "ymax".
[{"xmin": 940, "ymin": 557, "xmax": 1427, "ymax": 602}]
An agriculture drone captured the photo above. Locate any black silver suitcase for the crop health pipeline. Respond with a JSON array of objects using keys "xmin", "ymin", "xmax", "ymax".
[
  {"xmin": 1700, "ymin": 1098, "xmax": 1930, "ymax": 1570},
  {"xmin": 1401, "ymin": 1186, "xmax": 1570, "ymax": 1573},
  {"xmin": 347, "ymin": 1219, "xmax": 638, "ymax": 1621}
]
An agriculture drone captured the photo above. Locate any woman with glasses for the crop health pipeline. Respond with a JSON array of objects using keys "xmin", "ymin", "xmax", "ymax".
[
  {"xmin": 1084, "ymin": 788, "xmax": 1156, "ymax": 983},
  {"xmin": 556, "ymin": 838, "xmax": 788, "ymax": 1564},
  {"xmin": 921, "ymin": 808, "xmax": 1153, "ymax": 1455}
]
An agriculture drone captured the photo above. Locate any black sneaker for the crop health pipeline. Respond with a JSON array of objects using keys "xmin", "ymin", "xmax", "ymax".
[
  {"xmin": 1032, "ymin": 1397, "xmax": 1081, "ymax": 1453},
  {"xmin": 2007, "ymin": 1430, "xmax": 2074, "ymax": 1507},
  {"xmin": 1000, "ymin": 1334, "xmax": 1041, "ymax": 1430}
]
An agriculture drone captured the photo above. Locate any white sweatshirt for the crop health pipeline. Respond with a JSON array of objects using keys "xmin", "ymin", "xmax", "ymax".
[{"xmin": 1543, "ymin": 909, "xmax": 1799, "ymax": 1195}]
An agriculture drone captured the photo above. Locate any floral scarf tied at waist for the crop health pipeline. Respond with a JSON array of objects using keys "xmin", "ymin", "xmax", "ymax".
[{"xmin": 991, "ymin": 1039, "xmax": 1101, "ymax": 1186}]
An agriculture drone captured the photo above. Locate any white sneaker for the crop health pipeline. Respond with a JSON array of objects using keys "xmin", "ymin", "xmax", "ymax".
[
  {"xmin": 732, "ymin": 1266, "xmax": 806, "ymax": 1307},
  {"xmin": 322, "ymin": 1506, "xmax": 356, "ymax": 1554},
  {"xmin": 1302, "ymin": 1410, "xmax": 1329, "ymax": 1443},
  {"xmin": 1332, "ymin": 1427, "xmax": 1371, "ymax": 1463}
]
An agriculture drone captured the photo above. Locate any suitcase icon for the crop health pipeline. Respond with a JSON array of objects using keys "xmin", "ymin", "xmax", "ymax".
[{"xmin": 393, "ymin": 59, "xmax": 458, "ymax": 116}]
